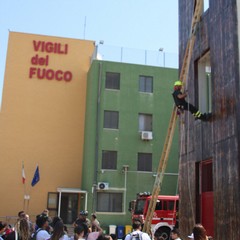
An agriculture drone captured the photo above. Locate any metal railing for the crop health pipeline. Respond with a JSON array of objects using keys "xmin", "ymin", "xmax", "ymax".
[{"xmin": 92, "ymin": 44, "xmax": 178, "ymax": 69}]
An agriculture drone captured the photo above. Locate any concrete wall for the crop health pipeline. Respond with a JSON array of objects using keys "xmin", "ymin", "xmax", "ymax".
[
  {"xmin": 82, "ymin": 60, "xmax": 179, "ymax": 227},
  {"xmin": 0, "ymin": 32, "xmax": 95, "ymax": 216}
]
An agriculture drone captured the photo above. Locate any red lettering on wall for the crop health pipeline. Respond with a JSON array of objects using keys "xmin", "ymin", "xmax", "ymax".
[
  {"xmin": 29, "ymin": 67, "xmax": 36, "ymax": 78},
  {"xmin": 56, "ymin": 70, "xmax": 63, "ymax": 81},
  {"xmin": 54, "ymin": 43, "xmax": 58, "ymax": 54},
  {"xmin": 45, "ymin": 42, "xmax": 53, "ymax": 53},
  {"xmin": 31, "ymin": 54, "xmax": 49, "ymax": 66},
  {"xmin": 64, "ymin": 44, "xmax": 68, "ymax": 54},
  {"xmin": 64, "ymin": 71, "xmax": 72, "ymax": 82},
  {"xmin": 37, "ymin": 68, "xmax": 45, "ymax": 79},
  {"xmin": 33, "ymin": 40, "xmax": 41, "ymax": 51},
  {"xmin": 30, "ymin": 40, "xmax": 71, "ymax": 82},
  {"xmin": 33, "ymin": 40, "xmax": 68, "ymax": 54},
  {"xmin": 29, "ymin": 67, "xmax": 72, "ymax": 82},
  {"xmin": 46, "ymin": 69, "xmax": 54, "ymax": 80}
]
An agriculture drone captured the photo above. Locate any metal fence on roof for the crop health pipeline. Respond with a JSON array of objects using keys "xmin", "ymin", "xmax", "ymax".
[{"xmin": 92, "ymin": 44, "xmax": 179, "ymax": 69}]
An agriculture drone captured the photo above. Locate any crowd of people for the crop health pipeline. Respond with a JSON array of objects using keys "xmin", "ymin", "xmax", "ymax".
[
  {"xmin": 0, "ymin": 209, "xmax": 105, "ymax": 240},
  {"xmin": 0, "ymin": 210, "xmax": 211, "ymax": 240}
]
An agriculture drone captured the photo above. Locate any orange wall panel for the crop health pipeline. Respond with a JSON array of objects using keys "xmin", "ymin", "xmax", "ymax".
[{"xmin": 0, "ymin": 32, "xmax": 95, "ymax": 216}]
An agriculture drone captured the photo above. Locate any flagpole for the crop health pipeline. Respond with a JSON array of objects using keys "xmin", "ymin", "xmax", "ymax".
[
  {"xmin": 26, "ymin": 196, "xmax": 30, "ymax": 213},
  {"xmin": 22, "ymin": 161, "xmax": 27, "ymax": 211},
  {"xmin": 28, "ymin": 187, "xmax": 32, "ymax": 214},
  {"xmin": 24, "ymin": 182, "xmax": 27, "ymax": 197},
  {"xmin": 23, "ymin": 198, "xmax": 25, "ymax": 211},
  {"xmin": 27, "ymin": 199, "xmax": 29, "ymax": 213}
]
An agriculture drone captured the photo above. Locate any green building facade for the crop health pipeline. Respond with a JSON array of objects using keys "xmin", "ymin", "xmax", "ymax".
[{"xmin": 82, "ymin": 60, "xmax": 179, "ymax": 229}]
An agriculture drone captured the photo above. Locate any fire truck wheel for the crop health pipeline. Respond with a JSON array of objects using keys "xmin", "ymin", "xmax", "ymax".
[{"xmin": 155, "ymin": 227, "xmax": 171, "ymax": 240}]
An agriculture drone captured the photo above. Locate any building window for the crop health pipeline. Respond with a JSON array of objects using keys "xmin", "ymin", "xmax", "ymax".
[
  {"xmin": 102, "ymin": 150, "xmax": 117, "ymax": 170},
  {"xmin": 47, "ymin": 192, "xmax": 58, "ymax": 217},
  {"xmin": 106, "ymin": 72, "xmax": 120, "ymax": 90},
  {"xmin": 47, "ymin": 192, "xmax": 58, "ymax": 209},
  {"xmin": 204, "ymin": 0, "xmax": 209, "ymax": 12},
  {"xmin": 139, "ymin": 113, "xmax": 152, "ymax": 131},
  {"xmin": 97, "ymin": 192, "xmax": 123, "ymax": 212},
  {"xmin": 104, "ymin": 111, "xmax": 119, "ymax": 129},
  {"xmin": 139, "ymin": 75, "xmax": 153, "ymax": 93},
  {"xmin": 197, "ymin": 52, "xmax": 212, "ymax": 113},
  {"xmin": 138, "ymin": 153, "xmax": 152, "ymax": 172}
]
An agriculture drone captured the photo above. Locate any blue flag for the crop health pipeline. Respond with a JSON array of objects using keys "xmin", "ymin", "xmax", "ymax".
[{"xmin": 31, "ymin": 165, "xmax": 40, "ymax": 187}]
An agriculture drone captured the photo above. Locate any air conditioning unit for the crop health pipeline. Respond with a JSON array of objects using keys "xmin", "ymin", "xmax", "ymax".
[
  {"xmin": 98, "ymin": 182, "xmax": 109, "ymax": 190},
  {"xmin": 141, "ymin": 131, "xmax": 153, "ymax": 140}
]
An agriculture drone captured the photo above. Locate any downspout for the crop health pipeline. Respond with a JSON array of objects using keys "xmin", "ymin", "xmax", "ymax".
[
  {"xmin": 123, "ymin": 165, "xmax": 129, "ymax": 213},
  {"xmin": 92, "ymin": 62, "xmax": 102, "ymax": 212}
]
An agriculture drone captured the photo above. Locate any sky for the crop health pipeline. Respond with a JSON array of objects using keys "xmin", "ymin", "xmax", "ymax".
[{"xmin": 0, "ymin": 0, "xmax": 179, "ymax": 105}]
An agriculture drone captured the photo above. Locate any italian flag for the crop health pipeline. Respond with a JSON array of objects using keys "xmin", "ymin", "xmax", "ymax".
[{"xmin": 22, "ymin": 162, "xmax": 26, "ymax": 184}]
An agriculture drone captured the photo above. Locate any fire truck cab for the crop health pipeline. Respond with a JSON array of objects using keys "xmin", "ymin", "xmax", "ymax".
[{"xmin": 129, "ymin": 192, "xmax": 179, "ymax": 240}]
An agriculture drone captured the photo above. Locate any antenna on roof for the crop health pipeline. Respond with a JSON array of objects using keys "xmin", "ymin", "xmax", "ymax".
[{"xmin": 83, "ymin": 16, "xmax": 87, "ymax": 39}]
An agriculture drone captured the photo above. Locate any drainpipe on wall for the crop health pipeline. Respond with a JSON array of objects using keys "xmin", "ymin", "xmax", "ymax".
[
  {"xmin": 92, "ymin": 62, "xmax": 103, "ymax": 212},
  {"xmin": 122, "ymin": 165, "xmax": 129, "ymax": 213}
]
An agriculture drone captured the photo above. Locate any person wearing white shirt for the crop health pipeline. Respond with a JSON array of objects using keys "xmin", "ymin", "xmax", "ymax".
[
  {"xmin": 35, "ymin": 214, "xmax": 51, "ymax": 240},
  {"xmin": 124, "ymin": 220, "xmax": 151, "ymax": 240}
]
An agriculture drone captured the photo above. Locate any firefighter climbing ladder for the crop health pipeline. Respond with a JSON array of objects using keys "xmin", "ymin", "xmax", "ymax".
[{"xmin": 142, "ymin": 0, "xmax": 204, "ymax": 235}]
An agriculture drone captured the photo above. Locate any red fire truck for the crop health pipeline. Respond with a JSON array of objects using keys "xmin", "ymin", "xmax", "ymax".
[{"xmin": 129, "ymin": 192, "xmax": 179, "ymax": 239}]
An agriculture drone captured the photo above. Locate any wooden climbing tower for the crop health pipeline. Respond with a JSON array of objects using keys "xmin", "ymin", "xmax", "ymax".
[{"xmin": 142, "ymin": 0, "xmax": 204, "ymax": 235}]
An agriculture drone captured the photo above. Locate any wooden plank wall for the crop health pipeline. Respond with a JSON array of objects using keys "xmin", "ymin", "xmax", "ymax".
[{"xmin": 178, "ymin": 0, "xmax": 240, "ymax": 239}]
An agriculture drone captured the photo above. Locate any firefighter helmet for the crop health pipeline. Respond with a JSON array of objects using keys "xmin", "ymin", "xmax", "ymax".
[
  {"xmin": 174, "ymin": 80, "xmax": 183, "ymax": 86},
  {"xmin": 79, "ymin": 210, "xmax": 88, "ymax": 216}
]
